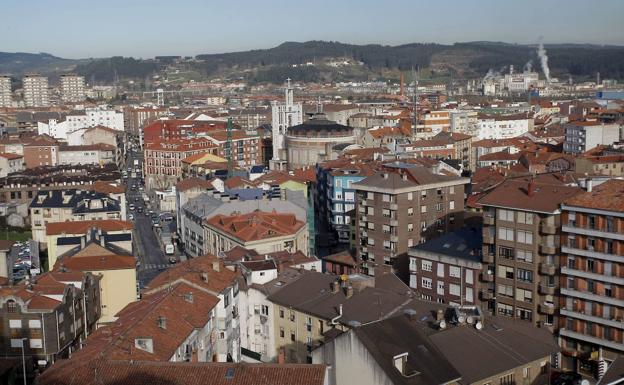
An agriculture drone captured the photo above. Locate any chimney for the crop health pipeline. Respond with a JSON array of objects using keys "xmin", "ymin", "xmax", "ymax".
[
  {"xmin": 586, "ymin": 178, "xmax": 593, "ymax": 192},
  {"xmin": 80, "ymin": 236, "xmax": 86, "ymax": 250},
  {"xmin": 402, "ymin": 173, "xmax": 408, "ymax": 181},
  {"xmin": 527, "ymin": 178, "xmax": 536, "ymax": 197},
  {"xmin": 201, "ymin": 272, "xmax": 209, "ymax": 283},
  {"xmin": 212, "ymin": 261, "xmax": 220, "ymax": 272},
  {"xmin": 278, "ymin": 348, "xmax": 285, "ymax": 365},
  {"xmin": 100, "ymin": 235, "xmax": 105, "ymax": 247}
]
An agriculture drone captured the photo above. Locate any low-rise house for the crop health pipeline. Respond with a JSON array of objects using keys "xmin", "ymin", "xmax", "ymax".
[{"xmin": 0, "ymin": 152, "xmax": 24, "ymax": 177}]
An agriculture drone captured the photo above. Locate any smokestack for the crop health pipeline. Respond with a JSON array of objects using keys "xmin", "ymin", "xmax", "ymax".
[
  {"xmin": 586, "ymin": 178, "xmax": 593, "ymax": 192},
  {"xmin": 537, "ymin": 41, "xmax": 551, "ymax": 83}
]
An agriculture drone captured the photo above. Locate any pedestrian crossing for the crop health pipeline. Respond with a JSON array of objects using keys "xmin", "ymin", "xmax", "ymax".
[{"xmin": 142, "ymin": 263, "xmax": 170, "ymax": 271}]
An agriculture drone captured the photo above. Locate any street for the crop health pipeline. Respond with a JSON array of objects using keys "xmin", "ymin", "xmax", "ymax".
[{"xmin": 124, "ymin": 142, "xmax": 172, "ymax": 287}]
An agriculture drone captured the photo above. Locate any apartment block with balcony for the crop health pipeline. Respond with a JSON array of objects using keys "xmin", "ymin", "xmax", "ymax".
[
  {"xmin": 558, "ymin": 179, "xmax": 624, "ymax": 376},
  {"xmin": 478, "ymin": 176, "xmax": 582, "ymax": 327},
  {"xmin": 353, "ymin": 167, "xmax": 468, "ymax": 276}
]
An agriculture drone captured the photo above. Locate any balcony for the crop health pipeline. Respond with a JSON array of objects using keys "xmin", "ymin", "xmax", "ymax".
[
  {"xmin": 561, "ymin": 288, "xmax": 624, "ymax": 307},
  {"xmin": 480, "ymin": 272, "xmax": 494, "ymax": 282},
  {"xmin": 390, "ymin": 220, "xmax": 398, "ymax": 227},
  {"xmin": 562, "ymin": 224, "xmax": 624, "ymax": 241},
  {"xmin": 482, "ymin": 253, "xmax": 494, "ymax": 263},
  {"xmin": 560, "ymin": 309, "xmax": 624, "ymax": 330},
  {"xmin": 559, "ymin": 328, "xmax": 624, "ymax": 352},
  {"xmin": 561, "ymin": 245, "xmax": 621, "ymax": 263},
  {"xmin": 538, "ymin": 303, "xmax": 556, "ymax": 315},
  {"xmin": 483, "ymin": 216, "xmax": 495, "ymax": 225},
  {"xmin": 540, "ymin": 244, "xmax": 556, "ymax": 255},
  {"xmin": 538, "ymin": 283, "xmax": 556, "ymax": 295},
  {"xmin": 390, "ymin": 203, "xmax": 398, "ymax": 211},
  {"xmin": 480, "ymin": 289, "xmax": 494, "ymax": 300},
  {"xmin": 390, "ymin": 235, "xmax": 399, "ymax": 243},
  {"xmin": 539, "ymin": 263, "xmax": 556, "ymax": 276},
  {"xmin": 540, "ymin": 223, "xmax": 557, "ymax": 235}
]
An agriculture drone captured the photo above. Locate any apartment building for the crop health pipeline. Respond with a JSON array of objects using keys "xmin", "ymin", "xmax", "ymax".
[
  {"xmin": 29, "ymin": 190, "xmax": 124, "ymax": 243},
  {"xmin": 0, "ymin": 271, "xmax": 101, "ymax": 379},
  {"xmin": 563, "ymin": 121, "xmax": 621, "ymax": 154},
  {"xmin": 204, "ymin": 130, "xmax": 262, "ymax": 168},
  {"xmin": 558, "ymin": 179, "xmax": 624, "ymax": 375},
  {"xmin": 478, "ymin": 176, "xmax": 582, "ymax": 327},
  {"xmin": 123, "ymin": 106, "xmax": 167, "ymax": 136},
  {"xmin": 57, "ymin": 144, "xmax": 116, "ymax": 166},
  {"xmin": 59, "ymin": 74, "xmax": 86, "ymax": 103},
  {"xmin": 204, "ymin": 210, "xmax": 308, "ymax": 257},
  {"xmin": 38, "ymin": 107, "xmax": 125, "ymax": 139},
  {"xmin": 142, "ymin": 119, "xmax": 228, "ymax": 143},
  {"xmin": 144, "ymin": 138, "xmax": 218, "ymax": 190},
  {"xmin": 353, "ymin": 167, "xmax": 468, "ymax": 276},
  {"xmin": 22, "ymin": 75, "xmax": 50, "ymax": 107},
  {"xmin": 22, "ymin": 135, "xmax": 59, "ymax": 168},
  {"xmin": 0, "ymin": 75, "xmax": 12, "ymax": 107},
  {"xmin": 0, "ymin": 152, "xmax": 24, "ymax": 177},
  {"xmin": 316, "ymin": 159, "xmax": 377, "ymax": 244},
  {"xmin": 407, "ymin": 228, "xmax": 483, "ymax": 305},
  {"xmin": 476, "ymin": 113, "xmax": 533, "ymax": 140}
]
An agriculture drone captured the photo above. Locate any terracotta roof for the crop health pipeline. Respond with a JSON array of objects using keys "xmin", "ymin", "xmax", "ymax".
[
  {"xmin": 145, "ymin": 254, "xmax": 237, "ymax": 295},
  {"xmin": 39, "ymin": 359, "xmax": 327, "ymax": 385},
  {"xmin": 478, "ymin": 151, "xmax": 521, "ymax": 162},
  {"xmin": 368, "ymin": 126, "xmax": 409, "ymax": 139},
  {"xmin": 176, "ymin": 177, "xmax": 214, "ymax": 192},
  {"xmin": 90, "ymin": 181, "xmax": 126, "ymax": 194},
  {"xmin": 292, "ymin": 167, "xmax": 316, "ymax": 183},
  {"xmin": 478, "ymin": 176, "xmax": 583, "ymax": 213},
  {"xmin": 563, "ymin": 179, "xmax": 624, "ymax": 212},
  {"xmin": 55, "ymin": 243, "xmax": 136, "ymax": 271},
  {"xmin": 180, "ymin": 152, "xmax": 226, "ymax": 164},
  {"xmin": 254, "ymin": 170, "xmax": 310, "ymax": 186},
  {"xmin": 0, "ymin": 152, "xmax": 23, "ymax": 160},
  {"xmin": 323, "ymin": 250, "xmax": 357, "ymax": 267},
  {"xmin": 45, "ymin": 219, "xmax": 133, "ymax": 236},
  {"xmin": 59, "ymin": 144, "xmax": 116, "ymax": 152},
  {"xmin": 205, "ymin": 210, "xmax": 305, "ymax": 243}
]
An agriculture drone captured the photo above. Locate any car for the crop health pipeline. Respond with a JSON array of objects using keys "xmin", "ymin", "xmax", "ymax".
[
  {"xmin": 552, "ymin": 372, "xmax": 588, "ymax": 385},
  {"xmin": 152, "ymin": 218, "xmax": 161, "ymax": 228},
  {"xmin": 129, "ymin": 213, "xmax": 134, "ymax": 220},
  {"xmin": 129, "ymin": 204, "xmax": 135, "ymax": 211},
  {"xmin": 130, "ymin": 186, "xmax": 136, "ymax": 191},
  {"xmin": 137, "ymin": 207, "xmax": 143, "ymax": 213},
  {"xmin": 169, "ymin": 256, "xmax": 178, "ymax": 264},
  {"xmin": 138, "ymin": 186, "xmax": 145, "ymax": 192}
]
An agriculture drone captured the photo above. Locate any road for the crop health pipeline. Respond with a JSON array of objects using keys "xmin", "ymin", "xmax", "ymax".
[{"xmin": 124, "ymin": 143, "xmax": 171, "ymax": 287}]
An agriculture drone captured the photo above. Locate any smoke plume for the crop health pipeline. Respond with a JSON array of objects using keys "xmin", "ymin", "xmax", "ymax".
[
  {"xmin": 537, "ymin": 42, "xmax": 550, "ymax": 82},
  {"xmin": 524, "ymin": 60, "xmax": 533, "ymax": 73}
]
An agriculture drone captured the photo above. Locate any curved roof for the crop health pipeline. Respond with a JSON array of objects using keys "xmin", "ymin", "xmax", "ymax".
[{"xmin": 287, "ymin": 118, "xmax": 354, "ymax": 138}]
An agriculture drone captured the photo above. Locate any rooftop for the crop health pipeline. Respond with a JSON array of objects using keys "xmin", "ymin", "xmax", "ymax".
[
  {"xmin": 205, "ymin": 210, "xmax": 305, "ymax": 243},
  {"xmin": 563, "ymin": 179, "xmax": 624, "ymax": 212}
]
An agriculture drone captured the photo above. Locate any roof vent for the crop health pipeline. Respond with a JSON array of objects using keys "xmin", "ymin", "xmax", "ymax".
[
  {"xmin": 184, "ymin": 292, "xmax": 194, "ymax": 303},
  {"xmin": 157, "ymin": 316, "xmax": 167, "ymax": 329},
  {"xmin": 201, "ymin": 272, "xmax": 209, "ymax": 282}
]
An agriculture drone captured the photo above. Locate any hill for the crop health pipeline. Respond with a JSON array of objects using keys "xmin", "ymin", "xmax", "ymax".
[{"xmin": 0, "ymin": 52, "xmax": 80, "ymax": 76}]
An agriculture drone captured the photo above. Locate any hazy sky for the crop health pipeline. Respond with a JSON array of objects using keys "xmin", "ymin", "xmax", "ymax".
[{"xmin": 2, "ymin": 0, "xmax": 624, "ymax": 58}]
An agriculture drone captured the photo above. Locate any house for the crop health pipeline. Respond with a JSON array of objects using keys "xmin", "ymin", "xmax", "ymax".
[{"xmin": 0, "ymin": 152, "xmax": 24, "ymax": 177}]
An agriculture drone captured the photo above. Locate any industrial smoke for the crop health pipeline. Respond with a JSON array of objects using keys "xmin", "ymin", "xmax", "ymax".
[
  {"xmin": 524, "ymin": 60, "xmax": 532, "ymax": 73},
  {"xmin": 537, "ymin": 42, "xmax": 550, "ymax": 82}
]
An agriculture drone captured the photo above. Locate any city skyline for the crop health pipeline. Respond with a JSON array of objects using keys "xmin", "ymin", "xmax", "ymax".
[{"xmin": 2, "ymin": 0, "xmax": 624, "ymax": 58}]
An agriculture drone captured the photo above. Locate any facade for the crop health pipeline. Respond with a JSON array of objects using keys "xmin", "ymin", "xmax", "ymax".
[
  {"xmin": 0, "ymin": 75, "xmax": 12, "ymax": 107},
  {"xmin": 353, "ymin": 167, "xmax": 468, "ymax": 276},
  {"xmin": 58, "ymin": 144, "xmax": 116, "ymax": 166},
  {"xmin": 476, "ymin": 113, "xmax": 533, "ymax": 140},
  {"xmin": 408, "ymin": 228, "xmax": 483, "ymax": 305},
  {"xmin": 29, "ymin": 190, "xmax": 123, "ymax": 243},
  {"xmin": 0, "ymin": 152, "xmax": 24, "ymax": 177},
  {"xmin": 563, "ymin": 121, "xmax": 621, "ymax": 154},
  {"xmin": 0, "ymin": 271, "xmax": 101, "ymax": 375},
  {"xmin": 59, "ymin": 75, "xmax": 86, "ymax": 103},
  {"xmin": 204, "ymin": 210, "xmax": 308, "ymax": 256},
  {"xmin": 38, "ymin": 107, "xmax": 125, "ymax": 140},
  {"xmin": 22, "ymin": 75, "xmax": 50, "ymax": 107},
  {"xmin": 270, "ymin": 79, "xmax": 303, "ymax": 171},
  {"xmin": 478, "ymin": 177, "xmax": 582, "ymax": 327},
  {"xmin": 558, "ymin": 180, "xmax": 624, "ymax": 375},
  {"xmin": 22, "ymin": 136, "xmax": 59, "ymax": 168}
]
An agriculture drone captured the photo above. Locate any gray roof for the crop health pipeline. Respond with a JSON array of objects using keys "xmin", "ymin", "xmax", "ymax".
[
  {"xmin": 598, "ymin": 355, "xmax": 624, "ymax": 385},
  {"xmin": 408, "ymin": 228, "xmax": 483, "ymax": 265},
  {"xmin": 353, "ymin": 167, "xmax": 465, "ymax": 192},
  {"xmin": 267, "ymin": 271, "xmax": 413, "ymax": 325}
]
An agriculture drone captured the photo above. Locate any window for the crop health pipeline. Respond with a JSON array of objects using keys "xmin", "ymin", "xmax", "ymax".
[
  {"xmin": 335, "ymin": 179, "xmax": 342, "ymax": 188},
  {"xmin": 382, "ymin": 224, "xmax": 391, "ymax": 234},
  {"xmin": 289, "ymin": 311, "xmax": 295, "ymax": 322},
  {"xmin": 449, "ymin": 201, "xmax": 455, "ymax": 210},
  {"xmin": 437, "ymin": 263, "xmax": 445, "ymax": 277},
  {"xmin": 498, "ymin": 284, "xmax": 513, "ymax": 298},
  {"xmin": 407, "ymin": 207, "xmax": 414, "ymax": 216},
  {"xmin": 280, "ymin": 327, "xmax": 284, "ymax": 338},
  {"xmin": 10, "ymin": 339, "xmax": 24, "ymax": 348},
  {"xmin": 367, "ymin": 238, "xmax": 375, "ymax": 246},
  {"xmin": 517, "ymin": 212, "xmax": 533, "ymax": 224},
  {"xmin": 517, "ymin": 269, "xmax": 533, "ymax": 283},
  {"xmin": 382, "ymin": 194, "xmax": 390, "ymax": 202},
  {"xmin": 517, "ymin": 308, "xmax": 532, "ymax": 321},
  {"xmin": 407, "ymin": 223, "xmax": 413, "ymax": 232},
  {"xmin": 498, "ymin": 209, "xmax": 514, "ymax": 222},
  {"xmin": 367, "ymin": 222, "xmax": 375, "ymax": 230},
  {"xmin": 516, "ymin": 288, "xmax": 533, "ymax": 303},
  {"xmin": 516, "ymin": 249, "xmax": 533, "ymax": 263},
  {"xmin": 449, "ymin": 283, "xmax": 460, "ymax": 297},
  {"xmin": 420, "ymin": 205, "xmax": 427, "ymax": 213},
  {"xmin": 437, "ymin": 282, "xmax": 445, "ymax": 295},
  {"xmin": 367, "ymin": 192, "xmax": 374, "ymax": 200},
  {"xmin": 499, "ymin": 247, "xmax": 514, "ymax": 259},
  {"xmin": 421, "ymin": 260, "xmax": 432, "ymax": 272},
  {"xmin": 516, "ymin": 230, "xmax": 533, "ymax": 244},
  {"xmin": 409, "ymin": 258, "xmax": 417, "ymax": 271},
  {"xmin": 367, "ymin": 207, "xmax": 374, "ymax": 216},
  {"xmin": 382, "ymin": 209, "xmax": 391, "ymax": 217},
  {"xmin": 9, "ymin": 320, "xmax": 22, "ymax": 329},
  {"xmin": 498, "ymin": 227, "xmax": 514, "ymax": 241},
  {"xmin": 465, "ymin": 269, "xmax": 473, "ymax": 284},
  {"xmin": 436, "ymin": 203, "xmax": 443, "ymax": 212},
  {"xmin": 28, "ymin": 320, "xmax": 41, "ymax": 329},
  {"xmin": 447, "ymin": 266, "xmax": 459, "ymax": 278},
  {"xmin": 279, "ymin": 308, "xmax": 284, "ymax": 318},
  {"xmin": 407, "ymin": 192, "xmax": 413, "ymax": 201},
  {"xmin": 497, "ymin": 303, "xmax": 513, "ymax": 317},
  {"xmin": 498, "ymin": 265, "xmax": 514, "ymax": 279},
  {"xmin": 421, "ymin": 277, "xmax": 432, "ymax": 289},
  {"xmin": 421, "ymin": 190, "xmax": 428, "ymax": 198},
  {"xmin": 587, "ymin": 259, "xmax": 595, "ymax": 273},
  {"xmin": 30, "ymin": 339, "xmax": 43, "ymax": 349},
  {"xmin": 290, "ymin": 331, "xmax": 296, "ymax": 342}
]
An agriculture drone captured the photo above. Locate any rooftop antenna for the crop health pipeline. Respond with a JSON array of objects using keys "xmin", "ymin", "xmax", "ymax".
[{"xmin": 227, "ymin": 117, "xmax": 233, "ymax": 178}]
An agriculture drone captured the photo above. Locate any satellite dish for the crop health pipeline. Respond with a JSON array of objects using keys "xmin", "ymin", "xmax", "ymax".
[{"xmin": 475, "ymin": 321, "xmax": 483, "ymax": 330}]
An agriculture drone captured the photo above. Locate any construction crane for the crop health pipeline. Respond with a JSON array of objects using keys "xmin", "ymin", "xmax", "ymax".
[{"xmin": 227, "ymin": 117, "xmax": 234, "ymax": 178}]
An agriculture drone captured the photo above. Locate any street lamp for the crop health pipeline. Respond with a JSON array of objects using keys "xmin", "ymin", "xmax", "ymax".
[{"xmin": 20, "ymin": 337, "xmax": 27, "ymax": 385}]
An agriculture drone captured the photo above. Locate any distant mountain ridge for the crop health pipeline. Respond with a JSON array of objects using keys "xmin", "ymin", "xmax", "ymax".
[{"xmin": 2, "ymin": 40, "xmax": 624, "ymax": 82}]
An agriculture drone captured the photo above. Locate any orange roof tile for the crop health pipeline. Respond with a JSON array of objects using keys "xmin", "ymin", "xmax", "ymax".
[
  {"xmin": 563, "ymin": 179, "xmax": 624, "ymax": 212},
  {"xmin": 45, "ymin": 219, "xmax": 133, "ymax": 236},
  {"xmin": 206, "ymin": 210, "xmax": 305, "ymax": 243}
]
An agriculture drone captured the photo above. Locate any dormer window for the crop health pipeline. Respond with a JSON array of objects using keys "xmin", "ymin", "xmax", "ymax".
[{"xmin": 135, "ymin": 338, "xmax": 154, "ymax": 353}]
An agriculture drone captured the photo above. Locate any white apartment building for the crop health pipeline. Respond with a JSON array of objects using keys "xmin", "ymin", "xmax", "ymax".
[
  {"xmin": 60, "ymin": 74, "xmax": 86, "ymax": 103},
  {"xmin": 0, "ymin": 76, "xmax": 12, "ymax": 107},
  {"xmin": 476, "ymin": 114, "xmax": 533, "ymax": 139},
  {"xmin": 563, "ymin": 121, "xmax": 621, "ymax": 154},
  {"xmin": 38, "ymin": 106, "xmax": 124, "ymax": 139},
  {"xmin": 23, "ymin": 75, "xmax": 50, "ymax": 107}
]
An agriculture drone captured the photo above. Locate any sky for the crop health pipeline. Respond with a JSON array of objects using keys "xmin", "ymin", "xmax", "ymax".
[{"xmin": 2, "ymin": 0, "xmax": 624, "ymax": 59}]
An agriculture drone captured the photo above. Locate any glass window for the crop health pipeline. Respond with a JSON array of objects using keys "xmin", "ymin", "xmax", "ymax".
[
  {"xmin": 421, "ymin": 277, "xmax": 432, "ymax": 289},
  {"xmin": 421, "ymin": 260, "xmax": 432, "ymax": 272},
  {"xmin": 449, "ymin": 266, "xmax": 460, "ymax": 278}
]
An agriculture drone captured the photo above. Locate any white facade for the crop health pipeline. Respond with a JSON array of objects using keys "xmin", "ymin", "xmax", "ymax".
[
  {"xmin": 0, "ymin": 76, "xmax": 12, "ymax": 107},
  {"xmin": 58, "ymin": 147, "xmax": 115, "ymax": 165},
  {"xmin": 214, "ymin": 284, "xmax": 241, "ymax": 362},
  {"xmin": 38, "ymin": 107, "xmax": 124, "ymax": 140},
  {"xmin": 23, "ymin": 75, "xmax": 50, "ymax": 107},
  {"xmin": 60, "ymin": 75, "xmax": 86, "ymax": 103},
  {"xmin": 37, "ymin": 119, "xmax": 71, "ymax": 139},
  {"xmin": 270, "ymin": 79, "xmax": 303, "ymax": 170},
  {"xmin": 0, "ymin": 154, "xmax": 24, "ymax": 177},
  {"xmin": 476, "ymin": 117, "xmax": 531, "ymax": 139},
  {"xmin": 563, "ymin": 122, "xmax": 621, "ymax": 154}
]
